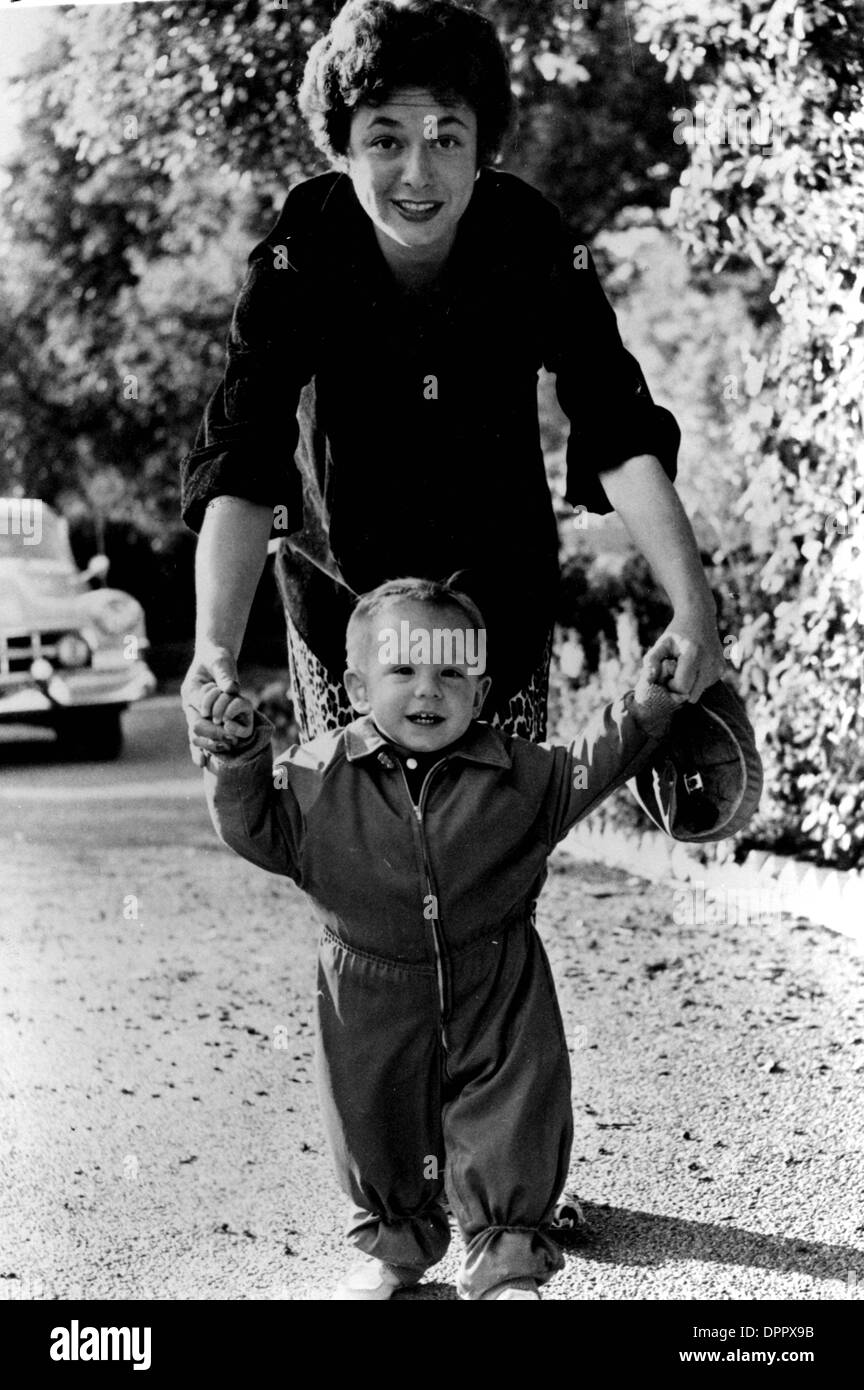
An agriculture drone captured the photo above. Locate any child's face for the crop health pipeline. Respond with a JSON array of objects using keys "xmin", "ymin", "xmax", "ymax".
[{"xmin": 344, "ymin": 600, "xmax": 491, "ymax": 754}]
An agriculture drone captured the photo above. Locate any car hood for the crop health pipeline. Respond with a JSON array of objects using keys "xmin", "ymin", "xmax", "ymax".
[{"xmin": 0, "ymin": 560, "xmax": 137, "ymax": 634}]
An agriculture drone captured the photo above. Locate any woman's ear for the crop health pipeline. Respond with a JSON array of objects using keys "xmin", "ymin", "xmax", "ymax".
[{"xmin": 344, "ymin": 668, "xmax": 370, "ymax": 714}]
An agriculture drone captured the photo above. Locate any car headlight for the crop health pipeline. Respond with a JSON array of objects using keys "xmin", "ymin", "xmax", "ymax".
[
  {"xmin": 90, "ymin": 594, "xmax": 142, "ymax": 636},
  {"xmin": 56, "ymin": 633, "xmax": 91, "ymax": 668}
]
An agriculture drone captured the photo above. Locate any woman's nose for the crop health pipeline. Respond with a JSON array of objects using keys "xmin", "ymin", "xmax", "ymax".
[{"xmin": 401, "ymin": 140, "xmax": 435, "ymax": 189}]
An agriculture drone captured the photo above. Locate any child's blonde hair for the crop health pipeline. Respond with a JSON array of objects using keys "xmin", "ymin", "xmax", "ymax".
[{"xmin": 346, "ymin": 577, "xmax": 487, "ymax": 671}]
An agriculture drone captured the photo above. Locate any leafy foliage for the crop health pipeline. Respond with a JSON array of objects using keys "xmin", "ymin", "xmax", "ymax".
[
  {"xmin": 3, "ymin": 0, "xmax": 859, "ymax": 865},
  {"xmin": 0, "ymin": 0, "xmax": 682, "ymax": 522},
  {"xmin": 635, "ymin": 0, "xmax": 864, "ymax": 866}
]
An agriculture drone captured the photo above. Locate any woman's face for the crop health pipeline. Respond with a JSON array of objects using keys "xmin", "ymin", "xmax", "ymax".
[{"xmin": 345, "ymin": 87, "xmax": 479, "ymax": 260}]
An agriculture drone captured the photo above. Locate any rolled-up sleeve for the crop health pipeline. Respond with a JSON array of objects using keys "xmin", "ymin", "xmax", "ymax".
[
  {"xmin": 180, "ymin": 230, "xmax": 316, "ymax": 535},
  {"xmin": 544, "ymin": 692, "xmax": 670, "ymax": 846},
  {"xmin": 540, "ymin": 209, "xmax": 681, "ymax": 516},
  {"xmin": 202, "ymin": 713, "xmax": 305, "ymax": 880}
]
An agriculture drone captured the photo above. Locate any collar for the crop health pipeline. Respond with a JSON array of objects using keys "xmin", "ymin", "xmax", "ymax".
[
  {"xmin": 343, "ymin": 715, "xmax": 512, "ymax": 770},
  {"xmin": 315, "ymin": 169, "xmax": 523, "ymax": 296}
]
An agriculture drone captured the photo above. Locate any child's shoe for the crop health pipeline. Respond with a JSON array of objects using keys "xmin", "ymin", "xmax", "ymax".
[
  {"xmin": 480, "ymin": 1278, "xmax": 541, "ymax": 1300},
  {"xmin": 331, "ymin": 1254, "xmax": 423, "ymax": 1300},
  {"xmin": 550, "ymin": 1193, "xmax": 586, "ymax": 1232}
]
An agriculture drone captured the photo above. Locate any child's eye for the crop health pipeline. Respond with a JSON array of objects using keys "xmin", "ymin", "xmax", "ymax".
[
  {"xmin": 441, "ymin": 668, "xmax": 465, "ymax": 679},
  {"xmin": 391, "ymin": 665, "xmax": 415, "ymax": 676}
]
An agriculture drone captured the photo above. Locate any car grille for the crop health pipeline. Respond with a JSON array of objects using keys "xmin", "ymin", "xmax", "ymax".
[{"xmin": 0, "ymin": 630, "xmax": 68, "ymax": 677}]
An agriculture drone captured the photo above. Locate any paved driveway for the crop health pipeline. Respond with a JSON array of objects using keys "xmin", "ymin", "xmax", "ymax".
[{"xmin": 1, "ymin": 699, "xmax": 862, "ymax": 1300}]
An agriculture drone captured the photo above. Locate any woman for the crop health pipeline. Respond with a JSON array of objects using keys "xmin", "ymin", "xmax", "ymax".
[{"xmin": 181, "ymin": 0, "xmax": 724, "ymax": 760}]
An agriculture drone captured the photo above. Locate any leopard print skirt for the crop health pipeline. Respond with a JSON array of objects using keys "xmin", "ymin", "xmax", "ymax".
[{"xmin": 285, "ymin": 612, "xmax": 552, "ymax": 744}]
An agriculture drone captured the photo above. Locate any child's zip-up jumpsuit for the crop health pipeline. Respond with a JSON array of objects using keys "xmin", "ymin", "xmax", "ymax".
[{"xmin": 203, "ymin": 695, "xmax": 667, "ymax": 1298}]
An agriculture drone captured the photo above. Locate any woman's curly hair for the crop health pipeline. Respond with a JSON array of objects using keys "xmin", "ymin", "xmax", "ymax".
[{"xmin": 298, "ymin": 0, "xmax": 515, "ymax": 169}]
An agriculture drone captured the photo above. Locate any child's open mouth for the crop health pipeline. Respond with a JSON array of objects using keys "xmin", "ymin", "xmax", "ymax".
[{"xmin": 407, "ymin": 713, "xmax": 445, "ymax": 725}]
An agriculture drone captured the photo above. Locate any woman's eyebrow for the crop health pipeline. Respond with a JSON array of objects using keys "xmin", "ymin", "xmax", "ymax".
[{"xmin": 366, "ymin": 113, "xmax": 469, "ymax": 130}]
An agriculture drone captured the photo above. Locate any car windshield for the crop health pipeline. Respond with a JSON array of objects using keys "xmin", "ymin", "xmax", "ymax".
[{"xmin": 0, "ymin": 503, "xmax": 77, "ymax": 566}]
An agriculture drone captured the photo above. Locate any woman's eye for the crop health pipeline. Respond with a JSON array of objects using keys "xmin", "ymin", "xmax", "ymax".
[{"xmin": 371, "ymin": 138, "xmax": 398, "ymax": 151}]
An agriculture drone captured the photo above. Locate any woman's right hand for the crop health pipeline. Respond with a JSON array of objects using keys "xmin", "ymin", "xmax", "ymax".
[{"xmin": 181, "ymin": 644, "xmax": 244, "ymax": 766}]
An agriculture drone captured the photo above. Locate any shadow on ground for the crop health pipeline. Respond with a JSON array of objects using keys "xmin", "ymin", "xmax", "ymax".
[{"xmin": 393, "ymin": 1204, "xmax": 864, "ymax": 1299}]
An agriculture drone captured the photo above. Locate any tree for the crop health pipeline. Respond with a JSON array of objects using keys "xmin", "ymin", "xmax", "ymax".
[
  {"xmin": 0, "ymin": 21, "xmax": 256, "ymax": 526},
  {"xmin": 636, "ymin": 0, "xmax": 864, "ymax": 866},
  {"xmin": 0, "ymin": 0, "xmax": 684, "ymax": 518}
]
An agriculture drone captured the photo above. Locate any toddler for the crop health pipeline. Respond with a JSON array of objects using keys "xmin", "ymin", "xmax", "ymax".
[{"xmin": 195, "ymin": 577, "xmax": 683, "ymax": 1300}]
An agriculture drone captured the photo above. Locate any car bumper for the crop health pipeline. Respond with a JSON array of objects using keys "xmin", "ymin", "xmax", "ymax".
[{"xmin": 0, "ymin": 661, "xmax": 157, "ymax": 718}]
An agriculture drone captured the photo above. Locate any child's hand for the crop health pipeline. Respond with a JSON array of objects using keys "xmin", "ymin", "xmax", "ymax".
[
  {"xmin": 653, "ymin": 656, "xmax": 687, "ymax": 693},
  {"xmin": 637, "ymin": 655, "xmax": 689, "ymax": 698},
  {"xmin": 197, "ymin": 682, "xmax": 256, "ymax": 747},
  {"xmin": 633, "ymin": 655, "xmax": 689, "ymax": 731}
]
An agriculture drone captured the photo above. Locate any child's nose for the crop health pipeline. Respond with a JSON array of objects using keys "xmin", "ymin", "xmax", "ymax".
[{"xmin": 414, "ymin": 667, "xmax": 443, "ymax": 697}]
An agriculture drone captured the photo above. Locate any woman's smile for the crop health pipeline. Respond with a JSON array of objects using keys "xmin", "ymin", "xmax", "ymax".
[
  {"xmin": 392, "ymin": 199, "xmax": 444, "ymax": 222},
  {"xmin": 346, "ymin": 87, "xmax": 478, "ymax": 271}
]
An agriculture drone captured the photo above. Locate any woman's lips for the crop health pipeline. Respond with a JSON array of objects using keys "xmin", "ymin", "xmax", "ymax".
[{"xmin": 392, "ymin": 199, "xmax": 443, "ymax": 223}]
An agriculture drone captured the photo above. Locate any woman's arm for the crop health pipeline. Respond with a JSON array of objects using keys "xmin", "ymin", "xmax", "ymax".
[
  {"xmin": 181, "ymin": 497, "xmax": 274, "ymax": 767},
  {"xmin": 538, "ymin": 204, "xmax": 723, "ymax": 701},
  {"xmin": 194, "ymin": 496, "xmax": 273, "ymax": 654},
  {"xmin": 180, "ymin": 192, "xmax": 316, "ymax": 535},
  {"xmin": 601, "ymin": 453, "xmax": 725, "ymax": 702},
  {"xmin": 179, "ymin": 192, "xmax": 320, "ymax": 762}
]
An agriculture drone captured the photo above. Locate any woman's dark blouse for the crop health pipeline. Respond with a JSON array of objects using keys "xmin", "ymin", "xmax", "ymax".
[{"xmin": 180, "ymin": 168, "xmax": 680, "ymax": 696}]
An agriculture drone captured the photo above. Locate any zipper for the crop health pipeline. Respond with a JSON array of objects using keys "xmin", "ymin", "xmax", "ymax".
[{"xmin": 398, "ymin": 759, "xmax": 451, "ymax": 1051}]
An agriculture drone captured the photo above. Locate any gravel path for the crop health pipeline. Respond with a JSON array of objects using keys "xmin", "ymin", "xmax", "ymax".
[{"xmin": 2, "ymin": 831, "xmax": 863, "ymax": 1302}]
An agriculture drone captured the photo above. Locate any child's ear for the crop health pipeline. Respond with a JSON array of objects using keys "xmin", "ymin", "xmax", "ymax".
[
  {"xmin": 472, "ymin": 675, "xmax": 492, "ymax": 718},
  {"xmin": 344, "ymin": 668, "xmax": 371, "ymax": 714}
]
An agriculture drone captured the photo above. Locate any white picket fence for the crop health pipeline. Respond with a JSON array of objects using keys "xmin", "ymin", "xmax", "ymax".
[{"xmin": 562, "ymin": 822, "xmax": 864, "ymax": 945}]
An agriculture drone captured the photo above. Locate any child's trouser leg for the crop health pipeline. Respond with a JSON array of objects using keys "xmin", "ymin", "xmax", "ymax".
[
  {"xmin": 315, "ymin": 932, "xmax": 451, "ymax": 1275},
  {"xmin": 442, "ymin": 922, "xmax": 573, "ymax": 1300}
]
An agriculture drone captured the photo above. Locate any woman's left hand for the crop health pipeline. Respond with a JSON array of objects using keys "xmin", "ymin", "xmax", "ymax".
[
  {"xmin": 644, "ymin": 605, "xmax": 727, "ymax": 704},
  {"xmin": 599, "ymin": 456, "xmax": 728, "ymax": 704}
]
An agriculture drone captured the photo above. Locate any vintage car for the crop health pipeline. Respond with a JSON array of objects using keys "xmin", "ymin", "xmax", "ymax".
[{"xmin": 0, "ymin": 499, "xmax": 156, "ymax": 758}]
